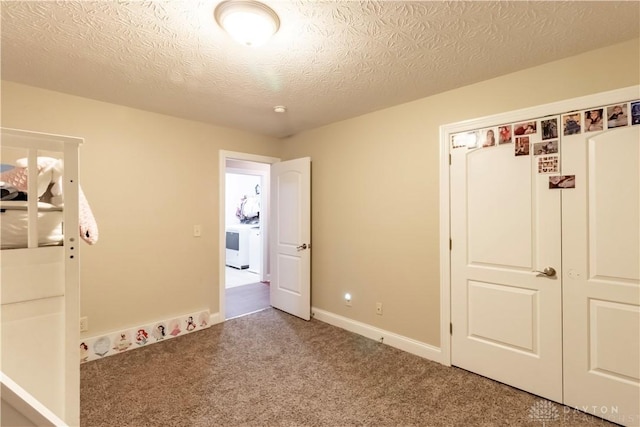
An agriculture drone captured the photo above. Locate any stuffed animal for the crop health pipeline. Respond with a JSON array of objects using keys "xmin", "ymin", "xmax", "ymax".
[{"xmin": 0, "ymin": 156, "xmax": 99, "ymax": 245}]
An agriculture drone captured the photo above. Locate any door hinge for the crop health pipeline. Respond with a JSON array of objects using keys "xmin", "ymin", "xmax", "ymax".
[
  {"xmin": 450, "ymin": 323, "xmax": 453, "ymax": 335},
  {"xmin": 449, "ymin": 154, "xmax": 451, "ymax": 165},
  {"xmin": 449, "ymin": 239, "xmax": 452, "ymax": 250}
]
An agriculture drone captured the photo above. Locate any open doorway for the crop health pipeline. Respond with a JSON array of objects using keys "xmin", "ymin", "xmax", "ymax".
[
  {"xmin": 225, "ymin": 164, "xmax": 267, "ymax": 318},
  {"xmin": 219, "ymin": 152, "xmax": 280, "ymax": 320}
]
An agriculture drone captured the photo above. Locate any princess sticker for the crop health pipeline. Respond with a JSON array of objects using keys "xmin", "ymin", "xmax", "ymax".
[
  {"xmin": 153, "ymin": 323, "xmax": 167, "ymax": 341},
  {"xmin": 136, "ymin": 329, "xmax": 149, "ymax": 346},
  {"xmin": 199, "ymin": 312, "xmax": 209, "ymax": 328},
  {"xmin": 93, "ymin": 336, "xmax": 111, "ymax": 357},
  {"xmin": 80, "ymin": 342, "xmax": 89, "ymax": 363},
  {"xmin": 169, "ymin": 320, "xmax": 181, "ymax": 337},
  {"xmin": 114, "ymin": 333, "xmax": 132, "ymax": 352},
  {"xmin": 186, "ymin": 316, "xmax": 196, "ymax": 331}
]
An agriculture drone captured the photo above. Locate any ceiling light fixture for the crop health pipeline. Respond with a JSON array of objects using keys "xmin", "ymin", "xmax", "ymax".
[
  {"xmin": 214, "ymin": 0, "xmax": 280, "ymax": 47},
  {"xmin": 273, "ymin": 105, "xmax": 287, "ymax": 113}
]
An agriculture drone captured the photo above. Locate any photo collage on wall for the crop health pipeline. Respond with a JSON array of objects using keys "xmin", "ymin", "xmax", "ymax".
[
  {"xmin": 562, "ymin": 100, "xmax": 640, "ymax": 135},
  {"xmin": 450, "ymin": 99, "xmax": 640, "ymax": 180}
]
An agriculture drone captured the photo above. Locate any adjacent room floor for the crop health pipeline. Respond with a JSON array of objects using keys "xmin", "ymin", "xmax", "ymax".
[{"xmin": 225, "ymin": 266, "xmax": 270, "ymax": 319}]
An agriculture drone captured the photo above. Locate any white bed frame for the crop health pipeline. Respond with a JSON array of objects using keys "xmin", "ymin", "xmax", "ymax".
[{"xmin": 1, "ymin": 128, "xmax": 82, "ymax": 426}]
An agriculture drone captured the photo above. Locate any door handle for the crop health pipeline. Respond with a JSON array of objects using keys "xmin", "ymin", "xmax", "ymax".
[
  {"xmin": 533, "ymin": 267, "xmax": 556, "ymax": 277},
  {"xmin": 296, "ymin": 243, "xmax": 308, "ymax": 251}
]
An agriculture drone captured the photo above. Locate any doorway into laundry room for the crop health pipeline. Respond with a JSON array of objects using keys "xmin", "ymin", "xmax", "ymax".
[
  {"xmin": 223, "ymin": 156, "xmax": 273, "ymax": 319},
  {"xmin": 219, "ymin": 150, "xmax": 312, "ymax": 322}
]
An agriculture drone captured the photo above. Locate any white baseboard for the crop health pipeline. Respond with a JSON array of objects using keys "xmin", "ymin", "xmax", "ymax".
[
  {"xmin": 81, "ymin": 308, "xmax": 442, "ymax": 365},
  {"xmin": 209, "ymin": 312, "xmax": 223, "ymax": 325},
  {"xmin": 311, "ymin": 307, "xmax": 443, "ymax": 364}
]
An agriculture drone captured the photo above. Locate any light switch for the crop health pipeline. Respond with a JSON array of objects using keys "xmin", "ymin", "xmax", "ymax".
[{"xmin": 193, "ymin": 225, "xmax": 202, "ymax": 237}]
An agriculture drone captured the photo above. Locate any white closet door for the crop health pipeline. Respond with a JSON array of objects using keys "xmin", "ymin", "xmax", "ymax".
[
  {"xmin": 450, "ymin": 139, "xmax": 563, "ymax": 401},
  {"xmin": 562, "ymin": 126, "xmax": 640, "ymax": 426}
]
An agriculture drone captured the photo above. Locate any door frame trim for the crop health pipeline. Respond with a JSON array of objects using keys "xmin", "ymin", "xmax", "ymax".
[
  {"xmin": 219, "ymin": 150, "xmax": 280, "ymax": 321},
  {"xmin": 439, "ymin": 85, "xmax": 639, "ymax": 366}
]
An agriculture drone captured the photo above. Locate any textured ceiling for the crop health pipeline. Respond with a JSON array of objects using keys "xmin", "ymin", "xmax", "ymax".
[{"xmin": 1, "ymin": 1, "xmax": 639, "ymax": 138}]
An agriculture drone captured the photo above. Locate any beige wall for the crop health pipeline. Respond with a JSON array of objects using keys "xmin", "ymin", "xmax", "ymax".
[
  {"xmin": 281, "ymin": 38, "xmax": 640, "ymax": 346},
  {"xmin": 1, "ymin": 82, "xmax": 280, "ymax": 337},
  {"xmin": 1, "ymin": 37, "xmax": 638, "ymax": 347}
]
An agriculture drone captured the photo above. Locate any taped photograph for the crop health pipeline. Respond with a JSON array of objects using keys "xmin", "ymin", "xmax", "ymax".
[
  {"xmin": 549, "ymin": 175, "xmax": 575, "ymax": 189},
  {"xmin": 498, "ymin": 125, "xmax": 512, "ymax": 144},
  {"xmin": 533, "ymin": 140, "xmax": 558, "ymax": 155},
  {"xmin": 541, "ymin": 118, "xmax": 558, "ymax": 140},
  {"xmin": 606, "ymin": 104, "xmax": 628, "ymax": 128},
  {"xmin": 515, "ymin": 136, "xmax": 530, "ymax": 156},
  {"xmin": 562, "ymin": 112, "xmax": 581, "ymax": 135},
  {"xmin": 584, "ymin": 108, "xmax": 604, "ymax": 132},
  {"xmin": 538, "ymin": 156, "xmax": 559, "ymax": 174},
  {"xmin": 514, "ymin": 121, "xmax": 537, "ymax": 136}
]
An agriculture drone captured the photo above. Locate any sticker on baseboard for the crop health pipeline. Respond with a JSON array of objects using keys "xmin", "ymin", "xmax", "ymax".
[
  {"xmin": 81, "ymin": 310, "xmax": 211, "ymax": 363},
  {"xmin": 135, "ymin": 328, "xmax": 149, "ymax": 346},
  {"xmin": 186, "ymin": 316, "xmax": 197, "ymax": 331},
  {"xmin": 80, "ymin": 342, "xmax": 89, "ymax": 363},
  {"xmin": 113, "ymin": 332, "xmax": 132, "ymax": 352},
  {"xmin": 168, "ymin": 319, "xmax": 182, "ymax": 337},
  {"xmin": 549, "ymin": 175, "xmax": 575, "ymax": 189},
  {"xmin": 153, "ymin": 322, "xmax": 168, "ymax": 341},
  {"xmin": 93, "ymin": 336, "xmax": 111, "ymax": 357},
  {"xmin": 198, "ymin": 312, "xmax": 210, "ymax": 328}
]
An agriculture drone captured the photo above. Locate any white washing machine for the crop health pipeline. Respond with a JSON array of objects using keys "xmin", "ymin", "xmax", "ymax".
[{"xmin": 225, "ymin": 226, "xmax": 251, "ymax": 269}]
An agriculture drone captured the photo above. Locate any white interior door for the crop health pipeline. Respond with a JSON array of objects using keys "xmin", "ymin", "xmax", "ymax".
[
  {"xmin": 270, "ymin": 157, "xmax": 311, "ymax": 320},
  {"xmin": 562, "ymin": 126, "xmax": 640, "ymax": 426},
  {"xmin": 450, "ymin": 136, "xmax": 563, "ymax": 401}
]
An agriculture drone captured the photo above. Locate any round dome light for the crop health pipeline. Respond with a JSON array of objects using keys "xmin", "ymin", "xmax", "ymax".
[{"xmin": 214, "ymin": 0, "xmax": 280, "ymax": 47}]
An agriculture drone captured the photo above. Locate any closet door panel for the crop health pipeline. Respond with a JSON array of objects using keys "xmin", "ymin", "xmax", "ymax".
[
  {"xmin": 562, "ymin": 126, "xmax": 640, "ymax": 426},
  {"xmin": 450, "ymin": 134, "xmax": 563, "ymax": 402}
]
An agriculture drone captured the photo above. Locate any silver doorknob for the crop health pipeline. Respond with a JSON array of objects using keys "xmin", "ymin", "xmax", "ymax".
[
  {"xmin": 296, "ymin": 243, "xmax": 308, "ymax": 251},
  {"xmin": 533, "ymin": 267, "xmax": 556, "ymax": 277}
]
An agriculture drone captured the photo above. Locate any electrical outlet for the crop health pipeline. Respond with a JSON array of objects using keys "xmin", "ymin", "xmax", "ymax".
[
  {"xmin": 376, "ymin": 302, "xmax": 383, "ymax": 315},
  {"xmin": 80, "ymin": 317, "xmax": 89, "ymax": 332},
  {"xmin": 345, "ymin": 293, "xmax": 352, "ymax": 307}
]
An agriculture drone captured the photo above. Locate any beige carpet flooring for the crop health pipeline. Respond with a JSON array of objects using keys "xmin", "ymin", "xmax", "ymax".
[{"xmin": 81, "ymin": 308, "xmax": 616, "ymax": 427}]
